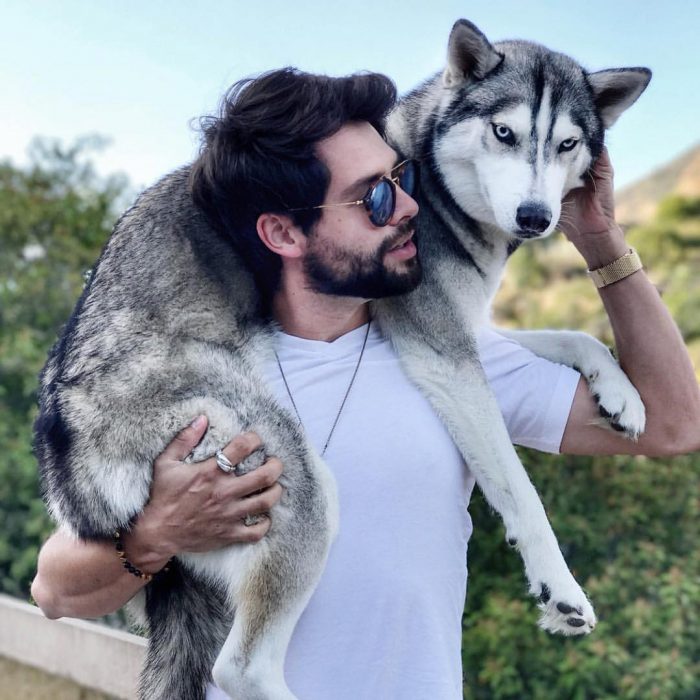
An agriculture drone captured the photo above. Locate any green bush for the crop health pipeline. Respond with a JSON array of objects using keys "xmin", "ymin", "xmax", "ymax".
[
  {"xmin": 0, "ymin": 137, "xmax": 127, "ymax": 597},
  {"xmin": 463, "ymin": 452, "xmax": 700, "ymax": 699}
]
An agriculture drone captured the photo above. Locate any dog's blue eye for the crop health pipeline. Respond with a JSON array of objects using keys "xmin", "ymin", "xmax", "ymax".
[
  {"xmin": 559, "ymin": 138, "xmax": 578, "ymax": 153},
  {"xmin": 492, "ymin": 124, "xmax": 515, "ymax": 145}
]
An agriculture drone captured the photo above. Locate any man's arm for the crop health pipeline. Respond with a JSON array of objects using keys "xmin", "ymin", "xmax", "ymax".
[
  {"xmin": 31, "ymin": 417, "xmax": 284, "ymax": 619},
  {"xmin": 558, "ymin": 149, "xmax": 700, "ymax": 456}
]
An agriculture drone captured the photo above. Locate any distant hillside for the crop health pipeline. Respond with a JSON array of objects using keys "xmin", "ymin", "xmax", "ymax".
[{"xmin": 616, "ymin": 143, "xmax": 700, "ymax": 225}]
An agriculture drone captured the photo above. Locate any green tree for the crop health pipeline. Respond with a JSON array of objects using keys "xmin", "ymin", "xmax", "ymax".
[{"xmin": 0, "ymin": 137, "xmax": 128, "ymax": 597}]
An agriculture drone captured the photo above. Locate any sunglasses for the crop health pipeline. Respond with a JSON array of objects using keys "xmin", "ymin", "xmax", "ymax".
[{"xmin": 289, "ymin": 159, "xmax": 418, "ymax": 227}]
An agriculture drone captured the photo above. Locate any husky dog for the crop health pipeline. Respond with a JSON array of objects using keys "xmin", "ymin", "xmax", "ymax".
[
  {"xmin": 35, "ymin": 19, "xmax": 650, "ymax": 700},
  {"xmin": 377, "ymin": 17, "xmax": 650, "ymax": 632}
]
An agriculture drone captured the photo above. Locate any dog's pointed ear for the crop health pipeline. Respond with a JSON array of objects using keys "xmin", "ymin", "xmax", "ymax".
[
  {"xmin": 443, "ymin": 19, "xmax": 503, "ymax": 88},
  {"xmin": 588, "ymin": 67, "xmax": 652, "ymax": 128}
]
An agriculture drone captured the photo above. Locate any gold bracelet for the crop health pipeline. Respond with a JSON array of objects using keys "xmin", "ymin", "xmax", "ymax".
[
  {"xmin": 587, "ymin": 248, "xmax": 643, "ymax": 288},
  {"xmin": 113, "ymin": 530, "xmax": 172, "ymax": 582}
]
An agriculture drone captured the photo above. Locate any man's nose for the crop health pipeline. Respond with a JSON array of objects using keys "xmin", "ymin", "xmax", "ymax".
[{"xmin": 390, "ymin": 183, "xmax": 419, "ymax": 225}]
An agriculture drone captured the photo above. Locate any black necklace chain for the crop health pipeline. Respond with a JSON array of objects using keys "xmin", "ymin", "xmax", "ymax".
[{"xmin": 274, "ymin": 320, "xmax": 372, "ymax": 456}]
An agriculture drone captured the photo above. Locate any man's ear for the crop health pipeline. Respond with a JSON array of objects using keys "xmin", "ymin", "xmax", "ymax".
[{"xmin": 256, "ymin": 212, "xmax": 306, "ymax": 259}]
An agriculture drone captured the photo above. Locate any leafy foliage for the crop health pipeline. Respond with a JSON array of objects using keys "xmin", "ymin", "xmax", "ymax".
[{"xmin": 0, "ymin": 137, "xmax": 128, "ymax": 596}]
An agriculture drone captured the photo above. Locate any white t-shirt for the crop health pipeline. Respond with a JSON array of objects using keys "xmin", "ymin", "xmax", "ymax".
[{"xmin": 207, "ymin": 324, "xmax": 580, "ymax": 700}]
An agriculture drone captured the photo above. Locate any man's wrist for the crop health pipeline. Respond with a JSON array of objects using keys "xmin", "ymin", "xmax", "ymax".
[
  {"xmin": 572, "ymin": 224, "xmax": 629, "ymax": 270},
  {"xmin": 587, "ymin": 248, "xmax": 642, "ymax": 289},
  {"xmin": 121, "ymin": 512, "xmax": 176, "ymax": 575}
]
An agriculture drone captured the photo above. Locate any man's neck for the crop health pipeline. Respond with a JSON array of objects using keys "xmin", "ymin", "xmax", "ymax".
[{"xmin": 272, "ymin": 275, "xmax": 370, "ymax": 342}]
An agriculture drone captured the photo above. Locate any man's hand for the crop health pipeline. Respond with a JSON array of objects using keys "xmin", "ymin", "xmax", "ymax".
[
  {"xmin": 32, "ymin": 418, "xmax": 284, "ymax": 619},
  {"xmin": 125, "ymin": 416, "xmax": 284, "ymax": 572},
  {"xmin": 558, "ymin": 147, "xmax": 629, "ymax": 269}
]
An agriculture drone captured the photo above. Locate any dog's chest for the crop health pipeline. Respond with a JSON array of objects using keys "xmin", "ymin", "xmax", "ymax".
[{"xmin": 427, "ymin": 236, "xmax": 509, "ymax": 331}]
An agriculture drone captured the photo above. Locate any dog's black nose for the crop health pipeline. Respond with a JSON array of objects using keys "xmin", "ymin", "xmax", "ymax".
[{"xmin": 516, "ymin": 202, "xmax": 551, "ymax": 234}]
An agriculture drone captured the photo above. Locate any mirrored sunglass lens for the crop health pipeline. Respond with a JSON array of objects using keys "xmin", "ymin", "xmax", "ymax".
[
  {"xmin": 398, "ymin": 161, "xmax": 416, "ymax": 197},
  {"xmin": 368, "ymin": 180, "xmax": 394, "ymax": 225}
]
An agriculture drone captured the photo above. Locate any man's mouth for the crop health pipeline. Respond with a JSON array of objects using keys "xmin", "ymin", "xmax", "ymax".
[
  {"xmin": 387, "ymin": 231, "xmax": 415, "ymax": 252},
  {"xmin": 386, "ymin": 231, "xmax": 417, "ymax": 259}
]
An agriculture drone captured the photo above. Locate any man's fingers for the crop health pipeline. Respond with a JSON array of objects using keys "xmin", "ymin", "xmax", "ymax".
[
  {"xmin": 157, "ymin": 425, "xmax": 269, "ymax": 485},
  {"xmin": 234, "ymin": 516, "xmax": 272, "ymax": 543},
  {"xmin": 184, "ymin": 516, "xmax": 272, "ymax": 550},
  {"xmin": 157, "ymin": 415, "xmax": 209, "ymax": 465},
  {"xmin": 595, "ymin": 145, "xmax": 612, "ymax": 170},
  {"xmin": 590, "ymin": 146, "xmax": 614, "ymax": 182},
  {"xmin": 217, "ymin": 432, "xmax": 264, "ymax": 470},
  {"xmin": 234, "ymin": 457, "xmax": 284, "ymax": 495},
  {"xmin": 241, "ymin": 483, "xmax": 284, "ymax": 514}
]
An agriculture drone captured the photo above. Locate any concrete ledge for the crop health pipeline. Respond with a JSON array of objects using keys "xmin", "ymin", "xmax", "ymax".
[
  {"xmin": 0, "ymin": 594, "xmax": 145, "ymax": 699},
  {"xmin": 0, "ymin": 656, "xmax": 117, "ymax": 700}
]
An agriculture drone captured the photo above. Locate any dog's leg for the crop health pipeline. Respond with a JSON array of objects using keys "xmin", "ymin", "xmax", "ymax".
[
  {"xmin": 498, "ymin": 328, "xmax": 646, "ymax": 439},
  {"xmin": 189, "ymin": 446, "xmax": 337, "ymax": 700},
  {"xmin": 211, "ymin": 567, "xmax": 312, "ymax": 700},
  {"xmin": 146, "ymin": 357, "xmax": 338, "ymax": 700},
  {"xmin": 396, "ymin": 342, "xmax": 596, "ymax": 635}
]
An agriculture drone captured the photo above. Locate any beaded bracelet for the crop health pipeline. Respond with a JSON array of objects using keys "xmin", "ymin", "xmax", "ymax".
[{"xmin": 113, "ymin": 529, "xmax": 172, "ymax": 582}]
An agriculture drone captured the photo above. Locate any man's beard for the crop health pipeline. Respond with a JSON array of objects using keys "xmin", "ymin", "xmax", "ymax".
[{"xmin": 303, "ymin": 222, "xmax": 422, "ymax": 299}]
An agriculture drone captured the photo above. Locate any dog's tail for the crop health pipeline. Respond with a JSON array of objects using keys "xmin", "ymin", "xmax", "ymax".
[{"xmin": 140, "ymin": 561, "xmax": 231, "ymax": 700}]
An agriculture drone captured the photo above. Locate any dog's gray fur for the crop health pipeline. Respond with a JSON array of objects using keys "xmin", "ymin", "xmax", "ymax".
[{"xmin": 36, "ymin": 19, "xmax": 651, "ymax": 700}]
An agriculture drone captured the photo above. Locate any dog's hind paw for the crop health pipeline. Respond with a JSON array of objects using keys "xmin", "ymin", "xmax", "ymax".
[
  {"xmin": 536, "ymin": 582, "xmax": 597, "ymax": 636},
  {"xmin": 587, "ymin": 367, "xmax": 646, "ymax": 441}
]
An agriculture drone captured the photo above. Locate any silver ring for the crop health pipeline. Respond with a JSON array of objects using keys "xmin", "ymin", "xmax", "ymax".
[{"xmin": 215, "ymin": 450, "xmax": 235, "ymax": 474}]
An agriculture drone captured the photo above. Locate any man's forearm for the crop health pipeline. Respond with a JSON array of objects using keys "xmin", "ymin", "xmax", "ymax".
[
  {"xmin": 31, "ymin": 529, "xmax": 162, "ymax": 619},
  {"xmin": 581, "ymin": 228, "xmax": 700, "ymax": 453},
  {"xmin": 557, "ymin": 149, "xmax": 700, "ymax": 456}
]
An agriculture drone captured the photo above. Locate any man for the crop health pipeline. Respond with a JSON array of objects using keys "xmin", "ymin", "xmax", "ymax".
[{"xmin": 32, "ymin": 68, "xmax": 700, "ymax": 699}]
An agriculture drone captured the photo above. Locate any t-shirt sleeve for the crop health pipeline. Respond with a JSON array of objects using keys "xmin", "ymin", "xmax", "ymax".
[{"xmin": 477, "ymin": 326, "xmax": 581, "ymax": 454}]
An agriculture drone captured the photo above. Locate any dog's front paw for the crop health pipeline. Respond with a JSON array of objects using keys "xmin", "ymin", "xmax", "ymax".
[
  {"xmin": 536, "ymin": 582, "xmax": 597, "ymax": 636},
  {"xmin": 587, "ymin": 367, "xmax": 646, "ymax": 440}
]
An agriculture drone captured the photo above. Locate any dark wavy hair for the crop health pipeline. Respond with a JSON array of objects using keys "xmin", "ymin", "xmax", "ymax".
[{"xmin": 190, "ymin": 67, "xmax": 398, "ymax": 302}]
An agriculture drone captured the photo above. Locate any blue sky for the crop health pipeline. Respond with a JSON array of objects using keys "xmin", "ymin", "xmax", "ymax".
[{"xmin": 1, "ymin": 1, "xmax": 698, "ymax": 190}]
